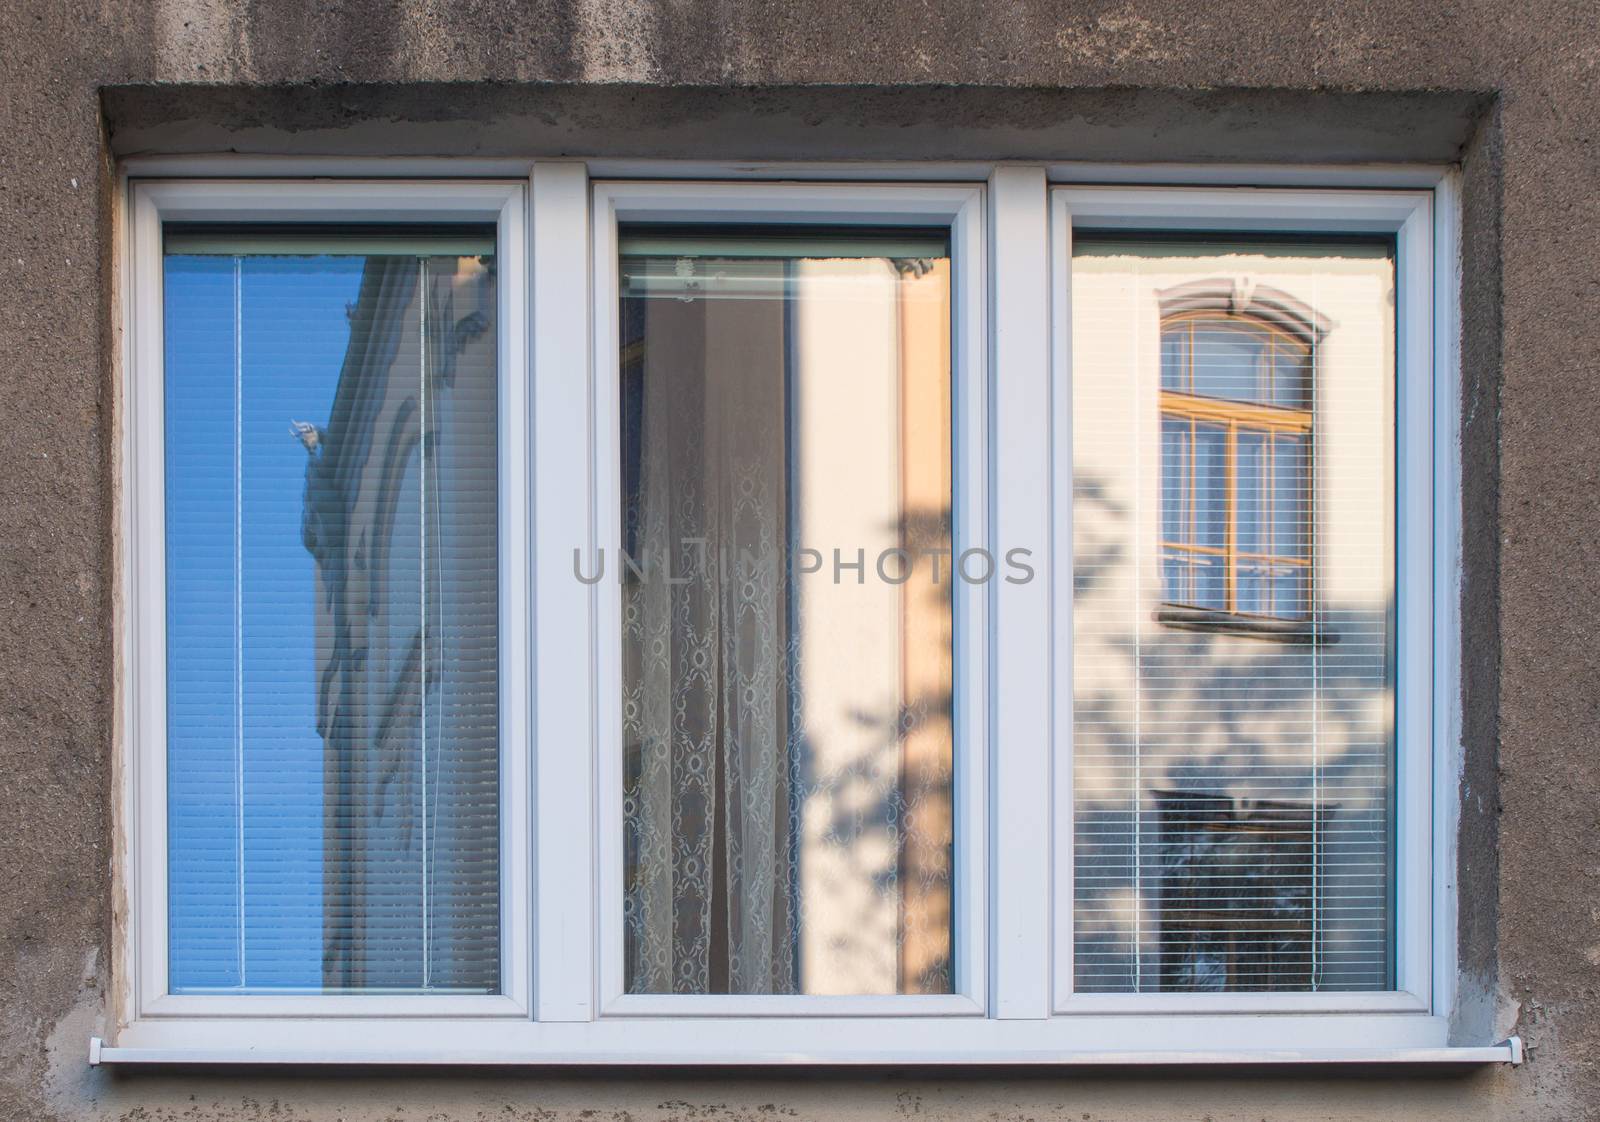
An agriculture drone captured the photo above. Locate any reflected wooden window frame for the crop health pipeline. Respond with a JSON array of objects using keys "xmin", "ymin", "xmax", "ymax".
[{"xmin": 1158, "ymin": 309, "xmax": 1315, "ymax": 625}]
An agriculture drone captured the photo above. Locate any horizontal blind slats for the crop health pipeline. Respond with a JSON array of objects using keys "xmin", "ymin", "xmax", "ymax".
[{"xmin": 164, "ymin": 246, "xmax": 501, "ymax": 996}]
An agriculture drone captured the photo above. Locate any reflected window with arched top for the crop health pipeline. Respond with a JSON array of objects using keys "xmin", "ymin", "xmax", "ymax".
[{"xmin": 1159, "ymin": 309, "xmax": 1313, "ymax": 621}]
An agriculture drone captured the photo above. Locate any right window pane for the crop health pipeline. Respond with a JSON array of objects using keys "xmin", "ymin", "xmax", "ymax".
[{"xmin": 1071, "ymin": 238, "xmax": 1396, "ymax": 993}]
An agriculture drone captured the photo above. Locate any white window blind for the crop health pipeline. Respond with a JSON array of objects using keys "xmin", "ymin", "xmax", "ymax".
[
  {"xmin": 162, "ymin": 229, "xmax": 501, "ymax": 994},
  {"xmin": 1070, "ymin": 237, "xmax": 1397, "ymax": 994}
]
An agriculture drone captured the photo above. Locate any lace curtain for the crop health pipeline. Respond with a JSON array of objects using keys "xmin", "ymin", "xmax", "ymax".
[{"xmin": 620, "ymin": 289, "xmax": 797, "ymax": 994}]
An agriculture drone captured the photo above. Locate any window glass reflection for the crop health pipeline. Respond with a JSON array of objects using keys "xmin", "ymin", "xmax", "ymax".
[
  {"xmin": 618, "ymin": 231, "xmax": 954, "ymax": 995},
  {"xmin": 1072, "ymin": 238, "xmax": 1395, "ymax": 994},
  {"xmin": 164, "ymin": 231, "xmax": 499, "ymax": 994}
]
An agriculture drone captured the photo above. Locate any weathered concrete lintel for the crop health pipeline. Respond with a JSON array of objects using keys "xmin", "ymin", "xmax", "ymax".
[{"xmin": 102, "ymin": 83, "xmax": 1494, "ymax": 166}]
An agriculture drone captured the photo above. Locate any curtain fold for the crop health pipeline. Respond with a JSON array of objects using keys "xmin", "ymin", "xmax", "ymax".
[{"xmin": 623, "ymin": 287, "xmax": 798, "ymax": 994}]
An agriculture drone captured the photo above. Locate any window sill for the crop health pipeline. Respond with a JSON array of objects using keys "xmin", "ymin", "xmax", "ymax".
[
  {"xmin": 89, "ymin": 1025, "xmax": 1522, "ymax": 1067},
  {"xmin": 88, "ymin": 1039, "xmax": 1522, "ymax": 1067},
  {"xmin": 1154, "ymin": 604, "xmax": 1334, "ymax": 645}
]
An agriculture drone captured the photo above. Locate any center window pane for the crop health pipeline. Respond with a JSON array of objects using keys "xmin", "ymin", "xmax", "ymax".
[{"xmin": 617, "ymin": 229, "xmax": 955, "ymax": 996}]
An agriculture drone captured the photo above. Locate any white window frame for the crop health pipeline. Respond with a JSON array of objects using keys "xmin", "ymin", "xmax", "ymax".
[
  {"xmin": 584, "ymin": 180, "xmax": 991, "ymax": 1019},
  {"xmin": 120, "ymin": 180, "xmax": 533, "ymax": 1022},
  {"xmin": 102, "ymin": 161, "xmax": 1516, "ymax": 1066},
  {"xmin": 1049, "ymin": 186, "xmax": 1441, "ymax": 1017}
]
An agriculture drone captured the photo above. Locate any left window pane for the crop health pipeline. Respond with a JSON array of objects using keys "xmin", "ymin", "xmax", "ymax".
[{"xmin": 163, "ymin": 229, "xmax": 500, "ymax": 994}]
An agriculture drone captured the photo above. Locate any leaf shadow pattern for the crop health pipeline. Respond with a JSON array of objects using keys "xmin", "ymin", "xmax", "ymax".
[
  {"xmin": 795, "ymin": 501, "xmax": 955, "ymax": 995},
  {"xmin": 1070, "ymin": 469, "xmax": 1394, "ymax": 995}
]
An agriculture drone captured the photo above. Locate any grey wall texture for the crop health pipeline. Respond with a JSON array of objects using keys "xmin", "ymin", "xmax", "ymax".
[{"xmin": 0, "ymin": 0, "xmax": 1595, "ymax": 1118}]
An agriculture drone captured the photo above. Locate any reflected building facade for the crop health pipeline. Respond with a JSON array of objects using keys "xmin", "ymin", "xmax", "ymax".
[{"xmin": 295, "ymin": 250, "xmax": 501, "ymax": 993}]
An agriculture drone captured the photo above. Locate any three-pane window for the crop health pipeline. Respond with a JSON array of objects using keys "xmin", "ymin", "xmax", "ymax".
[{"xmin": 119, "ymin": 175, "xmax": 1453, "ymax": 1062}]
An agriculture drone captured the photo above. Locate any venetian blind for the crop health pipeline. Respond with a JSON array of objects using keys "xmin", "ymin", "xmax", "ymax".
[
  {"xmin": 163, "ymin": 228, "xmax": 501, "ymax": 994},
  {"xmin": 1070, "ymin": 237, "xmax": 1397, "ymax": 994}
]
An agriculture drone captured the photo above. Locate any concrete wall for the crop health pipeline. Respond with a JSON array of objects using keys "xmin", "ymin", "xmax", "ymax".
[{"xmin": 0, "ymin": 0, "xmax": 1594, "ymax": 1118}]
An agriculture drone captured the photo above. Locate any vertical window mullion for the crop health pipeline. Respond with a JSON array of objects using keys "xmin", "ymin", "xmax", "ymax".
[
  {"xmin": 531, "ymin": 161, "xmax": 598, "ymax": 1022},
  {"xmin": 986, "ymin": 166, "xmax": 1053, "ymax": 1019}
]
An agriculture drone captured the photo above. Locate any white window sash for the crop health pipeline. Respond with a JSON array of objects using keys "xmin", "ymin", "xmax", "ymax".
[
  {"xmin": 1048, "ymin": 186, "xmax": 1440, "ymax": 1015},
  {"xmin": 585, "ymin": 179, "xmax": 990, "ymax": 1019},
  {"xmin": 123, "ymin": 179, "xmax": 533, "ymax": 1021}
]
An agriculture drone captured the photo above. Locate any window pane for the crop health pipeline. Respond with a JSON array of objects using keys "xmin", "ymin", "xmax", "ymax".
[
  {"xmin": 1071, "ymin": 237, "xmax": 1395, "ymax": 994},
  {"xmin": 1160, "ymin": 328, "xmax": 1189, "ymax": 393},
  {"xmin": 1236, "ymin": 429, "xmax": 1268, "ymax": 558},
  {"xmin": 1275, "ymin": 432, "xmax": 1310, "ymax": 559},
  {"xmin": 618, "ymin": 230, "xmax": 954, "ymax": 995},
  {"xmin": 1160, "ymin": 416, "xmax": 1191, "ymax": 547},
  {"xmin": 1161, "ymin": 549, "xmax": 1192, "ymax": 606},
  {"xmin": 1191, "ymin": 319, "xmax": 1270, "ymax": 403},
  {"xmin": 1235, "ymin": 559, "xmax": 1268, "ymax": 617},
  {"xmin": 1192, "ymin": 423, "xmax": 1229, "ymax": 611},
  {"xmin": 1273, "ymin": 339, "xmax": 1314, "ymax": 409},
  {"xmin": 1274, "ymin": 565, "xmax": 1310, "ymax": 619},
  {"xmin": 164, "ymin": 231, "xmax": 500, "ymax": 994}
]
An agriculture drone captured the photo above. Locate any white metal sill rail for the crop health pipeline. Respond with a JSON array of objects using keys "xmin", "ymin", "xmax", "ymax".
[
  {"xmin": 89, "ymin": 1041, "xmax": 1522, "ymax": 1067},
  {"xmin": 89, "ymin": 1030, "xmax": 1523, "ymax": 1067}
]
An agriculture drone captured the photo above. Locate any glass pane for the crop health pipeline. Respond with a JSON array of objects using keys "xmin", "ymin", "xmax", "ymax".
[
  {"xmin": 1236, "ymin": 429, "xmax": 1267, "ymax": 557},
  {"xmin": 1160, "ymin": 416, "xmax": 1191, "ymax": 548},
  {"xmin": 1235, "ymin": 557, "xmax": 1268, "ymax": 616},
  {"xmin": 1071, "ymin": 235, "xmax": 1395, "ymax": 994},
  {"xmin": 1275, "ymin": 432, "xmax": 1310, "ymax": 559},
  {"xmin": 1161, "ymin": 548, "xmax": 1199, "ymax": 607},
  {"xmin": 618, "ymin": 230, "xmax": 954, "ymax": 995},
  {"xmin": 1192, "ymin": 549, "xmax": 1225, "ymax": 611},
  {"xmin": 164, "ymin": 232, "xmax": 500, "ymax": 994},
  {"xmin": 1160, "ymin": 328, "xmax": 1189, "ymax": 393},
  {"xmin": 1273, "ymin": 338, "xmax": 1313, "ymax": 409},
  {"xmin": 1274, "ymin": 565, "xmax": 1310, "ymax": 618},
  {"xmin": 1194, "ymin": 422, "xmax": 1229, "ymax": 608},
  {"xmin": 1191, "ymin": 318, "xmax": 1270, "ymax": 403}
]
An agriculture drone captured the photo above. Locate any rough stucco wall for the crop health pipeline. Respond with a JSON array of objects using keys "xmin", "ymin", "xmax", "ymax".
[{"xmin": 0, "ymin": 0, "xmax": 1596, "ymax": 1119}]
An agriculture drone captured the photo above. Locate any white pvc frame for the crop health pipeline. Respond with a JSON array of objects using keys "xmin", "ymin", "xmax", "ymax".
[
  {"xmin": 1048, "ymin": 186, "xmax": 1441, "ymax": 1016},
  {"xmin": 121, "ymin": 180, "xmax": 533, "ymax": 1022},
  {"xmin": 102, "ymin": 162, "xmax": 1509, "ymax": 1066},
  {"xmin": 585, "ymin": 180, "xmax": 991, "ymax": 1019}
]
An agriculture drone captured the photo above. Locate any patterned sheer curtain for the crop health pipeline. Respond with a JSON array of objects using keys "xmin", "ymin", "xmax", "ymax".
[
  {"xmin": 618, "ymin": 237, "xmax": 954, "ymax": 996},
  {"xmin": 621, "ymin": 282, "xmax": 795, "ymax": 994}
]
